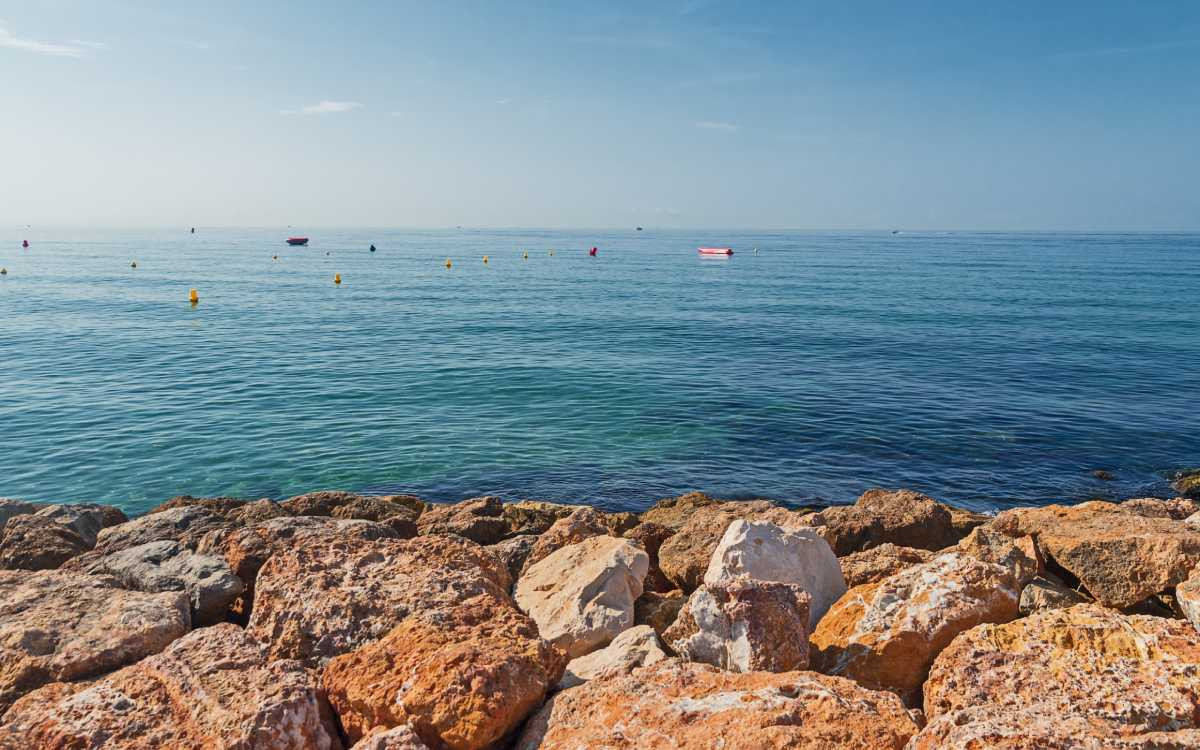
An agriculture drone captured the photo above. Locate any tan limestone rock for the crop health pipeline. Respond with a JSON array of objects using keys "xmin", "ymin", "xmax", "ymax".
[
  {"xmin": 558, "ymin": 624, "xmax": 666, "ymax": 689},
  {"xmin": 838, "ymin": 543, "xmax": 933, "ymax": 588},
  {"xmin": 416, "ymin": 496, "xmax": 508, "ymax": 545},
  {"xmin": 657, "ymin": 501, "xmax": 798, "ymax": 591},
  {"xmin": 519, "ymin": 506, "xmax": 610, "ymax": 573}
]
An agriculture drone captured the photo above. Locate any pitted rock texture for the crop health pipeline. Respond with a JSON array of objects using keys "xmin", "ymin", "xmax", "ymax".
[
  {"xmin": 247, "ymin": 535, "xmax": 510, "ymax": 665},
  {"xmin": 66, "ymin": 539, "xmax": 244, "ymax": 625},
  {"xmin": 146, "ymin": 494, "xmax": 250, "ymax": 517},
  {"xmin": 515, "ymin": 659, "xmax": 920, "ymax": 750},
  {"xmin": 798, "ymin": 489, "xmax": 960, "ymax": 556},
  {"xmin": 0, "ymin": 623, "xmax": 341, "ymax": 750},
  {"xmin": 416, "ymin": 496, "xmax": 509, "ymax": 545},
  {"xmin": 558, "ymin": 624, "xmax": 666, "ymax": 689},
  {"xmin": 0, "ymin": 498, "xmax": 46, "ymax": 531},
  {"xmin": 90, "ymin": 505, "xmax": 229, "ymax": 554},
  {"xmin": 703, "ymin": 520, "xmax": 845, "ymax": 627},
  {"xmin": 0, "ymin": 515, "xmax": 89, "ymax": 570},
  {"xmin": 954, "ymin": 524, "xmax": 1041, "ymax": 587},
  {"xmin": 501, "ymin": 500, "xmax": 584, "ymax": 536},
  {"xmin": 1179, "ymin": 564, "xmax": 1200, "ymax": 634},
  {"xmin": 664, "ymin": 578, "xmax": 810, "ymax": 673},
  {"xmin": 1120, "ymin": 496, "xmax": 1200, "ymax": 520},
  {"xmin": 280, "ymin": 490, "xmax": 371, "ymax": 517},
  {"xmin": 914, "ymin": 604, "xmax": 1200, "ymax": 748},
  {"xmin": 0, "ymin": 570, "xmax": 190, "ymax": 713},
  {"xmin": 520, "ymin": 506, "xmax": 611, "ymax": 573},
  {"xmin": 515, "ymin": 535, "xmax": 648, "ymax": 658},
  {"xmin": 810, "ymin": 551, "xmax": 1020, "ymax": 700},
  {"xmin": 331, "ymin": 494, "xmax": 425, "ymax": 523},
  {"xmin": 324, "ymin": 594, "xmax": 565, "ymax": 750},
  {"xmin": 31, "ymin": 503, "xmax": 127, "ymax": 547},
  {"xmin": 351, "ymin": 726, "xmax": 431, "ymax": 749},
  {"xmin": 1019, "ymin": 574, "xmax": 1091, "ymax": 615},
  {"xmin": 229, "ymin": 498, "xmax": 292, "ymax": 524},
  {"xmin": 638, "ymin": 492, "xmax": 721, "ymax": 530},
  {"xmin": 838, "ymin": 544, "xmax": 933, "ymax": 588},
  {"xmin": 990, "ymin": 501, "xmax": 1200, "ymax": 608}
]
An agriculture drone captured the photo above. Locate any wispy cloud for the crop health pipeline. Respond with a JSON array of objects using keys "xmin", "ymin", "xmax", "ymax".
[
  {"xmin": 1050, "ymin": 38, "xmax": 1200, "ymax": 61},
  {"xmin": 696, "ymin": 120, "xmax": 739, "ymax": 131},
  {"xmin": 281, "ymin": 100, "xmax": 363, "ymax": 115},
  {"xmin": 0, "ymin": 24, "xmax": 99, "ymax": 58}
]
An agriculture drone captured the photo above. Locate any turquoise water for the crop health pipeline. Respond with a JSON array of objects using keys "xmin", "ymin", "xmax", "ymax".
[{"xmin": 0, "ymin": 228, "xmax": 1197, "ymax": 515}]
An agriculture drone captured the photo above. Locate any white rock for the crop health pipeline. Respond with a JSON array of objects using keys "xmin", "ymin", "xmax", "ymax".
[
  {"xmin": 558, "ymin": 625, "xmax": 666, "ymax": 689},
  {"xmin": 515, "ymin": 535, "xmax": 648, "ymax": 659},
  {"xmin": 1187, "ymin": 511, "xmax": 1200, "ymax": 530},
  {"xmin": 703, "ymin": 520, "xmax": 846, "ymax": 627}
]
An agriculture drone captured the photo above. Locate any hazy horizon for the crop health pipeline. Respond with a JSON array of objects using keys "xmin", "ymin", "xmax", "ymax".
[{"xmin": 4, "ymin": 1, "xmax": 1199, "ymax": 230}]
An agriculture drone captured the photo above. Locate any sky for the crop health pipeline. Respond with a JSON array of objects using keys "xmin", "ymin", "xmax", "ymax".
[{"xmin": 2, "ymin": 1, "xmax": 1198, "ymax": 230}]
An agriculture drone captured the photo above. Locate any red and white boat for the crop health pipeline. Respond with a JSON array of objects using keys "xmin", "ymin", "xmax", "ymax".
[
  {"xmin": 286, "ymin": 237, "xmax": 309, "ymax": 246},
  {"xmin": 698, "ymin": 246, "xmax": 733, "ymax": 256}
]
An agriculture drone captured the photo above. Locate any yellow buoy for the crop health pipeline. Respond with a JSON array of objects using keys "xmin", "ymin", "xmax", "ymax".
[
  {"xmin": 483, "ymin": 255, "xmax": 489, "ymax": 264},
  {"xmin": 445, "ymin": 258, "xmax": 453, "ymax": 268},
  {"xmin": 523, "ymin": 251, "xmax": 528, "ymax": 259},
  {"xmin": 189, "ymin": 288, "xmax": 199, "ymax": 305},
  {"xmin": 334, "ymin": 273, "xmax": 342, "ymax": 285}
]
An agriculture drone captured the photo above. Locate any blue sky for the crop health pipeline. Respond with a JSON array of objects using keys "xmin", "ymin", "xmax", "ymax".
[{"xmin": 2, "ymin": 1, "xmax": 1198, "ymax": 229}]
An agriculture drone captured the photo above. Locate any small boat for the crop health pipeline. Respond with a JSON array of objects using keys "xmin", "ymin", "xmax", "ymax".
[
  {"xmin": 636, "ymin": 226, "xmax": 643, "ymax": 231},
  {"xmin": 286, "ymin": 237, "xmax": 309, "ymax": 246},
  {"xmin": 698, "ymin": 247, "xmax": 733, "ymax": 256}
]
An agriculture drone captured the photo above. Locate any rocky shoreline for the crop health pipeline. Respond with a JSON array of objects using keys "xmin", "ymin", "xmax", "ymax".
[{"xmin": 2, "ymin": 479, "xmax": 1200, "ymax": 748}]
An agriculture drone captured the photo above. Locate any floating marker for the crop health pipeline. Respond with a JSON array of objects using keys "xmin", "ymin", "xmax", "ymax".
[
  {"xmin": 483, "ymin": 255, "xmax": 489, "ymax": 264},
  {"xmin": 272, "ymin": 255, "xmax": 278, "ymax": 260},
  {"xmin": 189, "ymin": 288, "xmax": 199, "ymax": 305},
  {"xmin": 445, "ymin": 258, "xmax": 453, "ymax": 268},
  {"xmin": 0, "ymin": 268, "xmax": 6, "ymax": 276},
  {"xmin": 523, "ymin": 251, "xmax": 528, "ymax": 259},
  {"xmin": 549, "ymin": 249, "xmax": 554, "ymax": 256},
  {"xmin": 334, "ymin": 273, "xmax": 342, "ymax": 285},
  {"xmin": 131, "ymin": 261, "xmax": 137, "ymax": 268}
]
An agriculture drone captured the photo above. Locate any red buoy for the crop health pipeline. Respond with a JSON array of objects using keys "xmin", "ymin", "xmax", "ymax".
[{"xmin": 589, "ymin": 247, "xmax": 597, "ymax": 256}]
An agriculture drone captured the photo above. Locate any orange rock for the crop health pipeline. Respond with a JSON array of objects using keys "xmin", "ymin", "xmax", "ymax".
[
  {"xmin": 954, "ymin": 524, "xmax": 1041, "ymax": 586},
  {"xmin": 0, "ymin": 623, "xmax": 341, "ymax": 749},
  {"xmin": 0, "ymin": 515, "xmax": 89, "ymax": 570},
  {"xmin": 1120, "ymin": 496, "xmax": 1200, "ymax": 520},
  {"xmin": 324, "ymin": 594, "xmax": 565, "ymax": 750},
  {"xmin": 639, "ymin": 491, "xmax": 721, "ymax": 530},
  {"xmin": 247, "ymin": 536, "xmax": 510, "ymax": 665},
  {"xmin": 838, "ymin": 543, "xmax": 933, "ymax": 587},
  {"xmin": 351, "ymin": 726, "xmax": 431, "ymax": 749},
  {"xmin": 810, "ymin": 551, "xmax": 1019, "ymax": 700},
  {"xmin": 991, "ymin": 501, "xmax": 1200, "ymax": 608},
  {"xmin": 416, "ymin": 496, "xmax": 509, "ymax": 545},
  {"xmin": 917, "ymin": 604, "xmax": 1200, "ymax": 747},
  {"xmin": 515, "ymin": 659, "xmax": 920, "ymax": 749},
  {"xmin": 797, "ymin": 489, "xmax": 960, "ymax": 556}
]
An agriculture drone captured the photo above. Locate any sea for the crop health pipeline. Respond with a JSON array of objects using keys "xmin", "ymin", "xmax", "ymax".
[{"xmin": 0, "ymin": 227, "xmax": 1197, "ymax": 516}]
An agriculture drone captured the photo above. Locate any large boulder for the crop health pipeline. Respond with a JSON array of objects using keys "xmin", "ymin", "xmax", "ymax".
[
  {"xmin": 146, "ymin": 494, "xmax": 249, "ymax": 517},
  {"xmin": 247, "ymin": 535, "xmax": 510, "ymax": 665},
  {"xmin": 657, "ymin": 501, "xmax": 797, "ymax": 591},
  {"xmin": 416, "ymin": 496, "xmax": 509, "ymax": 545},
  {"xmin": 810, "ymin": 551, "xmax": 1020, "ymax": 701},
  {"xmin": 31, "ymin": 503, "xmax": 127, "ymax": 546},
  {"xmin": 0, "ymin": 498, "xmax": 45, "ymax": 530},
  {"xmin": 197, "ymin": 515, "xmax": 398, "ymax": 619},
  {"xmin": 331, "ymin": 494, "xmax": 425, "ymax": 523},
  {"xmin": 91, "ymin": 505, "xmax": 229, "ymax": 554},
  {"xmin": 954, "ymin": 524, "xmax": 1041, "ymax": 587},
  {"xmin": 638, "ymin": 491, "xmax": 720, "ymax": 530},
  {"xmin": 1121, "ymin": 496, "xmax": 1200, "ymax": 520},
  {"xmin": 0, "ymin": 570, "xmax": 190, "ymax": 712},
  {"xmin": 0, "ymin": 515, "xmax": 89, "ymax": 570},
  {"xmin": 520, "ymin": 506, "xmax": 610, "ymax": 573},
  {"xmin": 798, "ymin": 489, "xmax": 959, "ymax": 556},
  {"xmin": 230, "ymin": 498, "xmax": 292, "ymax": 524},
  {"xmin": 1179, "ymin": 564, "xmax": 1200, "ymax": 634},
  {"xmin": 703, "ymin": 520, "xmax": 845, "ymax": 627},
  {"xmin": 663, "ymin": 577, "xmax": 810, "ymax": 673},
  {"xmin": 280, "ymin": 490, "xmax": 368, "ymax": 516},
  {"xmin": 324, "ymin": 593, "xmax": 565, "ymax": 750},
  {"xmin": 838, "ymin": 543, "xmax": 933, "ymax": 588},
  {"xmin": 0, "ymin": 624, "xmax": 341, "ymax": 749},
  {"xmin": 65, "ymin": 540, "xmax": 243, "ymax": 625},
  {"xmin": 558, "ymin": 624, "xmax": 666, "ymax": 689},
  {"xmin": 914, "ymin": 604, "xmax": 1200, "ymax": 748},
  {"xmin": 501, "ymin": 500, "xmax": 584, "ymax": 536},
  {"xmin": 990, "ymin": 501, "xmax": 1200, "ymax": 608},
  {"xmin": 516, "ymin": 659, "xmax": 920, "ymax": 750},
  {"xmin": 515, "ymin": 536, "xmax": 648, "ymax": 658}
]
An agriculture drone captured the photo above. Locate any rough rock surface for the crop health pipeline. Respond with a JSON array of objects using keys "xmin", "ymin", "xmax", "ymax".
[
  {"xmin": 1019, "ymin": 574, "xmax": 1090, "ymax": 615},
  {"xmin": 810, "ymin": 551, "xmax": 1020, "ymax": 700},
  {"xmin": 520, "ymin": 507, "xmax": 611, "ymax": 573},
  {"xmin": 622, "ymin": 521, "xmax": 675, "ymax": 592},
  {"xmin": 66, "ymin": 540, "xmax": 243, "ymax": 625},
  {"xmin": 703, "ymin": 520, "xmax": 845, "ymax": 627},
  {"xmin": 31, "ymin": 503, "xmax": 127, "ymax": 547},
  {"xmin": 91, "ymin": 505, "xmax": 229, "ymax": 554},
  {"xmin": 515, "ymin": 535, "xmax": 648, "ymax": 658},
  {"xmin": 0, "ymin": 515, "xmax": 89, "ymax": 570},
  {"xmin": 798, "ymin": 489, "xmax": 959, "ymax": 556},
  {"xmin": 280, "ymin": 490, "xmax": 369, "ymax": 517},
  {"xmin": 325, "ymin": 593, "xmax": 564, "ymax": 750},
  {"xmin": 657, "ymin": 501, "xmax": 797, "ymax": 591},
  {"xmin": 915, "ymin": 604, "xmax": 1200, "ymax": 747},
  {"xmin": 838, "ymin": 544, "xmax": 933, "ymax": 588},
  {"xmin": 634, "ymin": 589, "xmax": 686, "ymax": 635},
  {"xmin": 638, "ymin": 491, "xmax": 720, "ymax": 530},
  {"xmin": 991, "ymin": 501, "xmax": 1200, "ymax": 608},
  {"xmin": 501, "ymin": 500, "xmax": 583, "ymax": 536},
  {"xmin": 559, "ymin": 624, "xmax": 666, "ymax": 689},
  {"xmin": 0, "ymin": 498, "xmax": 45, "ymax": 531},
  {"xmin": 489, "ymin": 534, "xmax": 539, "ymax": 583},
  {"xmin": 352, "ymin": 726, "xmax": 431, "ymax": 750},
  {"xmin": 1173, "ymin": 470, "xmax": 1200, "ymax": 500},
  {"xmin": 516, "ymin": 659, "xmax": 920, "ymax": 750},
  {"xmin": 248, "ymin": 535, "xmax": 510, "ymax": 665},
  {"xmin": 1121, "ymin": 496, "xmax": 1200, "ymax": 520},
  {"xmin": 416, "ymin": 496, "xmax": 509, "ymax": 545},
  {"xmin": 331, "ymin": 495, "xmax": 425, "ymax": 523},
  {"xmin": 146, "ymin": 494, "xmax": 248, "ymax": 517},
  {"xmin": 1179, "ymin": 564, "xmax": 1200, "ymax": 633},
  {"xmin": 955, "ymin": 524, "xmax": 1041, "ymax": 586},
  {"xmin": 664, "ymin": 578, "xmax": 810, "ymax": 673},
  {"xmin": 946, "ymin": 505, "xmax": 990, "ymax": 539},
  {"xmin": 0, "ymin": 570, "xmax": 190, "ymax": 712},
  {"xmin": 0, "ymin": 623, "xmax": 341, "ymax": 750},
  {"xmin": 229, "ymin": 498, "xmax": 292, "ymax": 524},
  {"xmin": 197, "ymin": 515, "xmax": 398, "ymax": 619}
]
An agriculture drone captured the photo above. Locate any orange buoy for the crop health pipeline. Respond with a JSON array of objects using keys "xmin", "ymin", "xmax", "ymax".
[
  {"xmin": 334, "ymin": 273, "xmax": 342, "ymax": 285},
  {"xmin": 189, "ymin": 288, "xmax": 199, "ymax": 305}
]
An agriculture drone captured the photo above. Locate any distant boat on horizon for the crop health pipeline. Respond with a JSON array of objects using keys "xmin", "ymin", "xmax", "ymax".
[
  {"xmin": 636, "ymin": 226, "xmax": 643, "ymax": 231},
  {"xmin": 287, "ymin": 237, "xmax": 309, "ymax": 246}
]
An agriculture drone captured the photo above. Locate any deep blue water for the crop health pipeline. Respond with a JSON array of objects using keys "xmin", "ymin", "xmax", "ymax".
[{"xmin": 0, "ymin": 228, "xmax": 1196, "ymax": 515}]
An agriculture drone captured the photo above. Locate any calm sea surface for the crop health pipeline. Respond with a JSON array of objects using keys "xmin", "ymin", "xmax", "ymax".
[{"xmin": 0, "ymin": 228, "xmax": 1197, "ymax": 515}]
